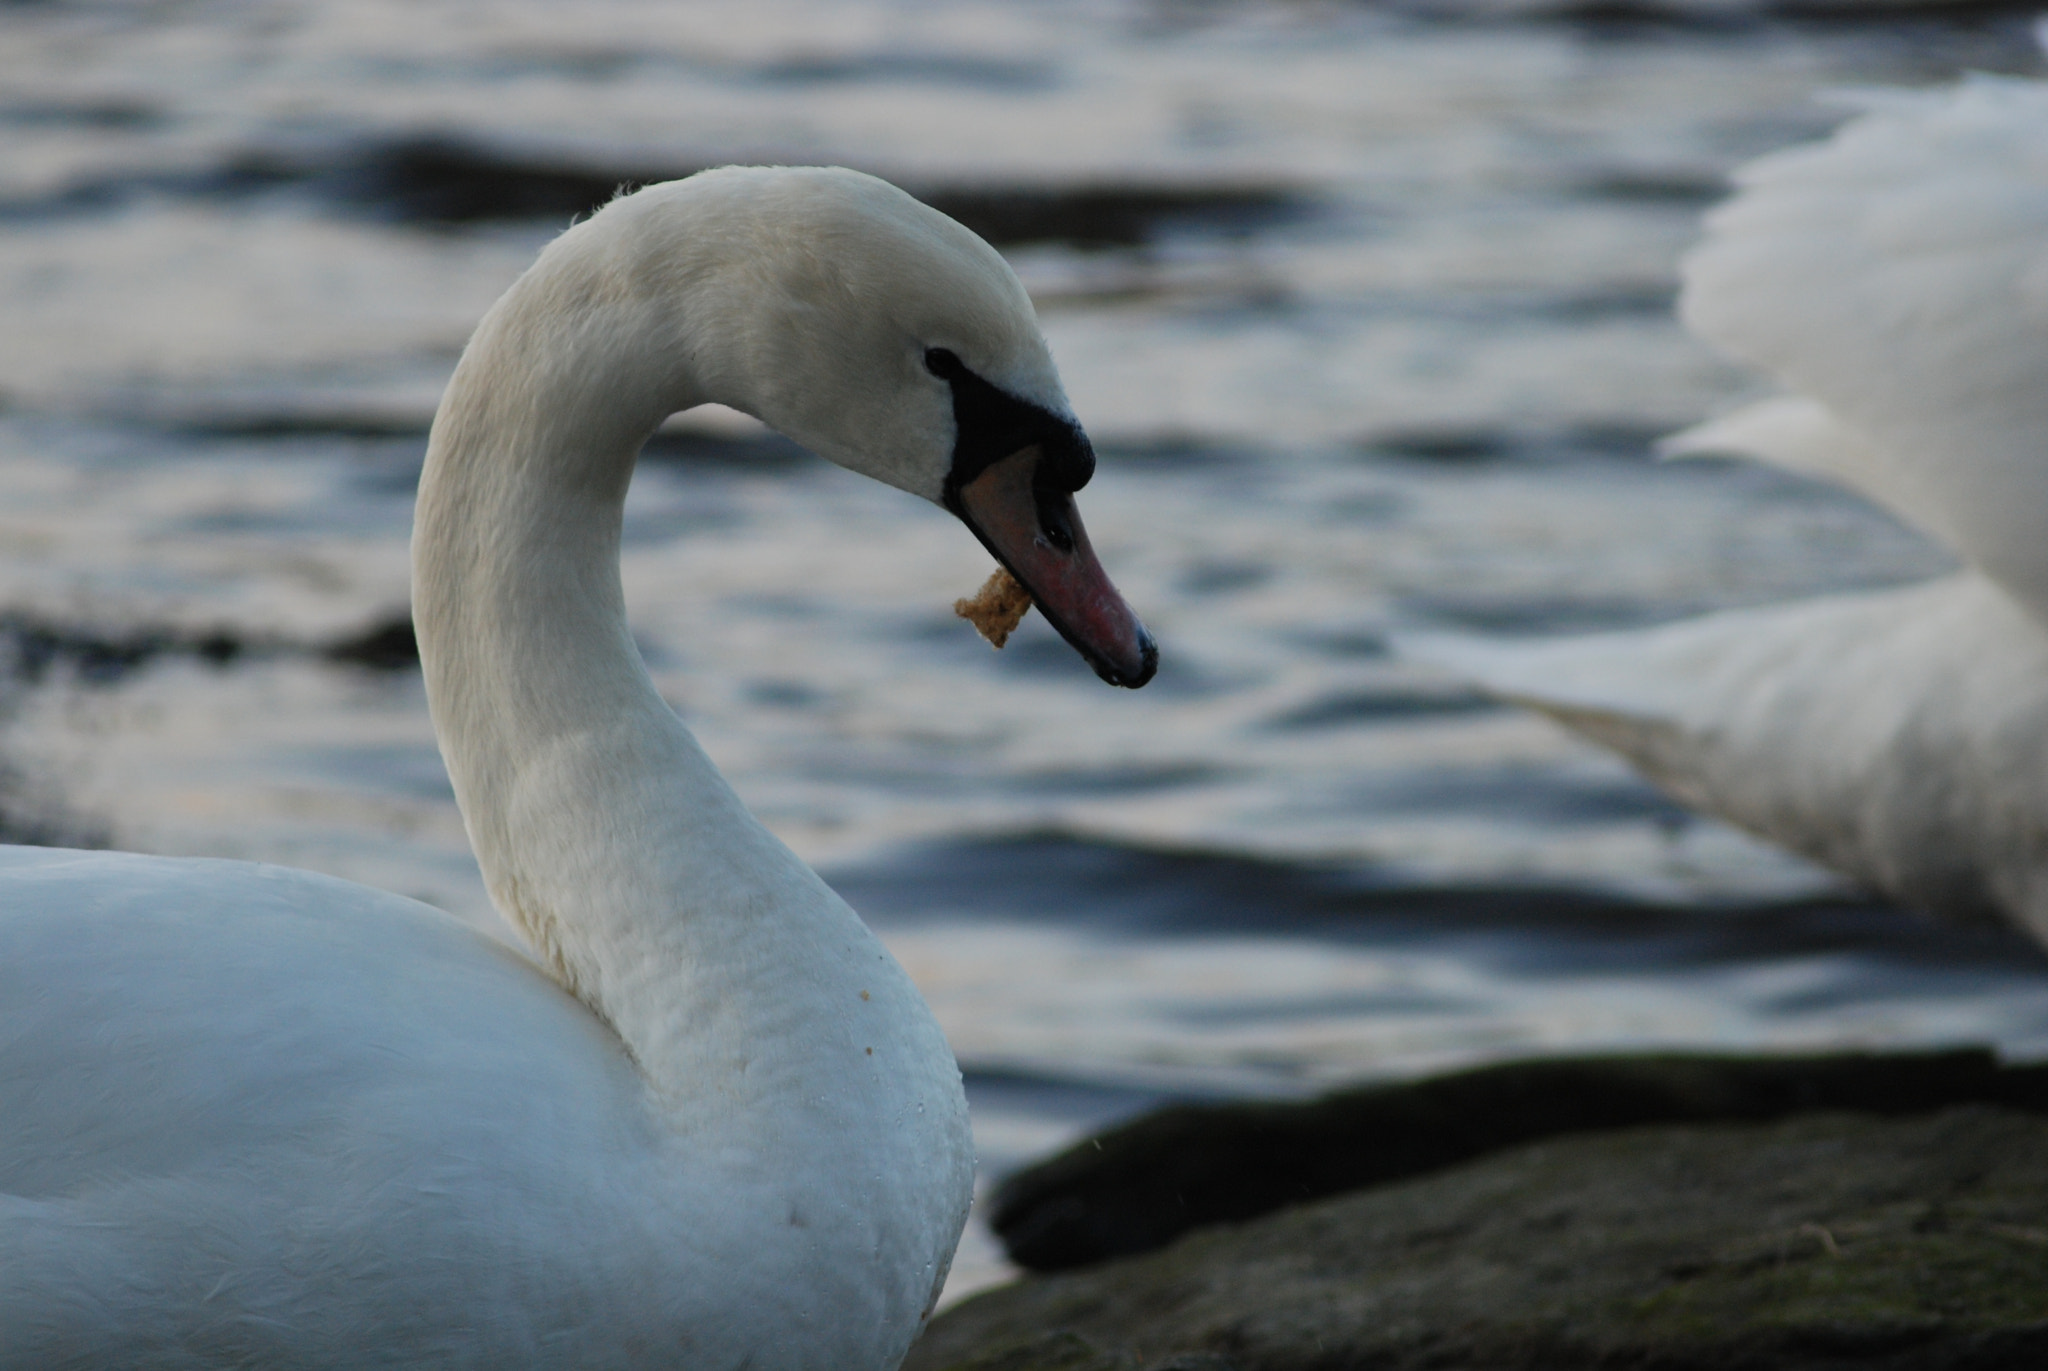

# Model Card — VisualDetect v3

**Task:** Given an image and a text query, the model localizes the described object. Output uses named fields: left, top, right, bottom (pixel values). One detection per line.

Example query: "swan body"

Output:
left=1422, top=76, right=2048, bottom=943
left=0, top=166, right=1155, bottom=1367
left=1427, top=574, right=2048, bottom=936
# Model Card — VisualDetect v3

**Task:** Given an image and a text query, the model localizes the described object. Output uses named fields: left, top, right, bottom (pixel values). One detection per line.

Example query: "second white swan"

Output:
left=1426, top=77, right=2048, bottom=947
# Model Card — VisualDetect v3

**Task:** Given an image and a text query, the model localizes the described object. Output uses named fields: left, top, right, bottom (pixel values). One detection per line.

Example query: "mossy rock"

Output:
left=914, top=1107, right=2048, bottom=1371
left=991, top=1048, right=2048, bottom=1271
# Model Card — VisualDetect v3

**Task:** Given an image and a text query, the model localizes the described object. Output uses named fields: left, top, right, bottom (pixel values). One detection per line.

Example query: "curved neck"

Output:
left=405, top=177, right=981, bottom=1361
left=412, top=255, right=838, bottom=1095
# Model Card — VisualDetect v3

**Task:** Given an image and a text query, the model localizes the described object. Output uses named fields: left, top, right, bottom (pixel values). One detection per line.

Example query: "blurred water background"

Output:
left=5, top=0, right=2048, bottom=1299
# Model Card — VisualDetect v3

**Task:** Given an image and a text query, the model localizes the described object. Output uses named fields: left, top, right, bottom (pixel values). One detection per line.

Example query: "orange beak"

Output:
left=950, top=444, right=1157, bottom=688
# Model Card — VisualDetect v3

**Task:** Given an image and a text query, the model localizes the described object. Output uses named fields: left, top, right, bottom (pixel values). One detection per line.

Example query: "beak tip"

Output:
left=1094, top=625, right=1158, bottom=690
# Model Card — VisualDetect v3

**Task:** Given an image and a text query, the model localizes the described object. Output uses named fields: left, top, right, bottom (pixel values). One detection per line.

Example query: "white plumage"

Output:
left=1424, top=76, right=2048, bottom=946
left=0, top=166, right=1151, bottom=1368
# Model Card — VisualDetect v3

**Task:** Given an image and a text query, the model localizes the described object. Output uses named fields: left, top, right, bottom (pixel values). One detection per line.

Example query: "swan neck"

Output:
left=412, top=264, right=803, bottom=1089
left=403, top=180, right=981, bottom=1359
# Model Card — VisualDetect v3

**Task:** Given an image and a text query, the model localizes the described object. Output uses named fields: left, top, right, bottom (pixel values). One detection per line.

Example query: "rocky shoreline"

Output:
left=914, top=1052, right=2048, bottom=1371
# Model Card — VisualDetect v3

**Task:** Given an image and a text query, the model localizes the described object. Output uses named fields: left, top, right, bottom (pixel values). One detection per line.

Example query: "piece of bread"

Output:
left=954, top=567, right=1032, bottom=648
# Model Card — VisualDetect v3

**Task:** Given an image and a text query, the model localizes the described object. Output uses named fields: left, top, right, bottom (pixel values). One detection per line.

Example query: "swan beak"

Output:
left=951, top=445, right=1158, bottom=688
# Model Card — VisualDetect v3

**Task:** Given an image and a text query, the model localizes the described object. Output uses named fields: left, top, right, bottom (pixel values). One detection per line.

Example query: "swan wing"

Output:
left=1678, top=76, right=2048, bottom=616
left=1412, top=575, right=2048, bottom=940
left=0, top=846, right=692, bottom=1363
left=1657, top=394, right=1923, bottom=524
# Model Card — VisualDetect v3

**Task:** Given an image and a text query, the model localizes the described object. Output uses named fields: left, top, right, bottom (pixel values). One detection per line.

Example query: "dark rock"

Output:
left=917, top=1106, right=2048, bottom=1371
left=926, top=1331, right=1242, bottom=1371
left=932, top=1331, right=1134, bottom=1371
left=991, top=1049, right=2048, bottom=1270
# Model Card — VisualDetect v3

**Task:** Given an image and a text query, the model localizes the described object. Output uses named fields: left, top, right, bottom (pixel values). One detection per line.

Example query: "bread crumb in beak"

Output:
left=954, top=567, right=1032, bottom=648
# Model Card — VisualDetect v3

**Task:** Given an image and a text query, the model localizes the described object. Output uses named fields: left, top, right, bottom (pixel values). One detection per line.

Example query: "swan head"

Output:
left=594, top=166, right=1157, bottom=688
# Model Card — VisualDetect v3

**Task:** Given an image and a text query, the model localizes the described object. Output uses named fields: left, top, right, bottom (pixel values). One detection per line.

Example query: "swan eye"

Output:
left=924, top=348, right=963, bottom=380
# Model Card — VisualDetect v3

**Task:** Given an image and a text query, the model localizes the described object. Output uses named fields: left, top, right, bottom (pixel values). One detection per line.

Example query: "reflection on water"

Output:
left=3, top=0, right=2046, bottom=1303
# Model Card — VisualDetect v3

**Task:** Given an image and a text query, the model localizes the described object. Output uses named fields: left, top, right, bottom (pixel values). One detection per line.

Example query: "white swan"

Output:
left=0, top=166, right=1156, bottom=1367
left=1421, top=76, right=2048, bottom=946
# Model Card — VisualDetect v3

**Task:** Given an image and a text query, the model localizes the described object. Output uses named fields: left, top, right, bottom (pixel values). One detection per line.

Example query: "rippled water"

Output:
left=5, top=0, right=2048, bottom=1299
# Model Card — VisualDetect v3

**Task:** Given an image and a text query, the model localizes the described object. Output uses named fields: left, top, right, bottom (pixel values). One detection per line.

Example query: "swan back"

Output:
left=0, top=848, right=684, bottom=1363
left=3, top=847, right=970, bottom=1366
